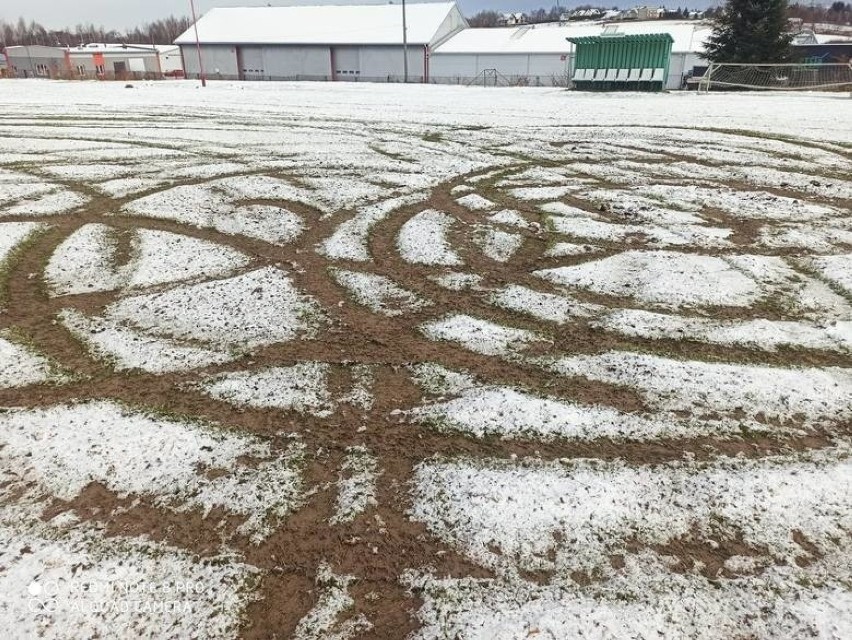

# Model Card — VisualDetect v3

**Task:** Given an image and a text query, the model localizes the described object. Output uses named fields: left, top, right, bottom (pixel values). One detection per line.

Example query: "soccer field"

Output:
left=0, top=79, right=850, bottom=639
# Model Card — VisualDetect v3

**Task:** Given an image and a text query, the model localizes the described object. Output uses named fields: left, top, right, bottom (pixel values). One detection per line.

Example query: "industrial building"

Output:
left=67, top=44, right=184, bottom=79
left=173, top=1, right=708, bottom=90
left=429, top=20, right=710, bottom=89
left=3, top=45, right=68, bottom=79
left=175, top=2, right=467, bottom=82
left=3, top=43, right=183, bottom=79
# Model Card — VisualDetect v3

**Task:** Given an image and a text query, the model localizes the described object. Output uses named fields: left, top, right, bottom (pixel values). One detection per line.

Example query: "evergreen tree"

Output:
left=705, top=0, right=793, bottom=63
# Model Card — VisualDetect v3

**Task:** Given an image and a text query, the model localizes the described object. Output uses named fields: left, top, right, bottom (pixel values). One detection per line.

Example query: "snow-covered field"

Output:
left=0, top=79, right=850, bottom=639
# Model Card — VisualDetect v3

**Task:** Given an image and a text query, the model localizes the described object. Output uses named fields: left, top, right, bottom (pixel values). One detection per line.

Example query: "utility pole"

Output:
left=189, top=0, right=206, bottom=86
left=402, top=0, right=409, bottom=83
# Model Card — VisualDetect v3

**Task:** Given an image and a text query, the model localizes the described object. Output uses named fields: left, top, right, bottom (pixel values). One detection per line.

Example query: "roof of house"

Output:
left=434, top=20, right=710, bottom=55
left=175, top=2, right=461, bottom=46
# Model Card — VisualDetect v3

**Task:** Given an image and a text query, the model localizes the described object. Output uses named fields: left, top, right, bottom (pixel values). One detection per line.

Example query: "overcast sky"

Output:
left=1, top=0, right=718, bottom=31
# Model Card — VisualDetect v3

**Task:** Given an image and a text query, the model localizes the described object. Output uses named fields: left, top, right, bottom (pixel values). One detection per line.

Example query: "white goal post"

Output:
left=699, top=62, right=852, bottom=92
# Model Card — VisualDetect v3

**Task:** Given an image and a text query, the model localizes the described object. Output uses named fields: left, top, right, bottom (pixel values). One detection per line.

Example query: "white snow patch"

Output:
left=411, top=448, right=852, bottom=577
left=123, top=182, right=306, bottom=245
left=397, top=209, right=462, bottom=266
left=331, top=447, right=379, bottom=525
left=330, top=268, right=429, bottom=317
left=293, top=562, right=372, bottom=640
left=106, top=267, right=323, bottom=351
left=127, top=229, right=250, bottom=289
left=59, top=309, right=232, bottom=373
left=809, top=254, right=852, bottom=297
left=408, top=362, right=479, bottom=396
left=0, top=401, right=305, bottom=540
left=536, top=250, right=761, bottom=309
left=0, top=515, right=256, bottom=639
left=407, top=386, right=720, bottom=441
left=320, top=192, right=427, bottom=262
left=549, top=350, right=852, bottom=426
left=456, top=193, right=495, bottom=211
left=544, top=242, right=601, bottom=258
left=202, top=362, right=334, bottom=417
left=405, top=553, right=852, bottom=640
left=339, top=364, right=375, bottom=411
left=0, top=222, right=45, bottom=292
left=475, top=227, right=523, bottom=262
left=488, top=209, right=530, bottom=228
left=421, top=314, right=545, bottom=357
left=598, top=308, right=852, bottom=353
left=490, top=285, right=601, bottom=323
left=3, top=189, right=88, bottom=217
left=46, top=224, right=250, bottom=295
left=429, top=271, right=484, bottom=291
left=45, top=223, right=124, bottom=295
left=509, top=186, right=577, bottom=200
left=0, top=333, right=61, bottom=388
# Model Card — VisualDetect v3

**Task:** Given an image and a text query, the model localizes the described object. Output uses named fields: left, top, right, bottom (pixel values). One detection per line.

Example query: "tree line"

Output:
left=0, top=15, right=192, bottom=47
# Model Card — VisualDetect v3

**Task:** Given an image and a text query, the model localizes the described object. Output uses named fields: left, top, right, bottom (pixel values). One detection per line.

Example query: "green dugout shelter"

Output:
left=567, top=33, right=674, bottom=91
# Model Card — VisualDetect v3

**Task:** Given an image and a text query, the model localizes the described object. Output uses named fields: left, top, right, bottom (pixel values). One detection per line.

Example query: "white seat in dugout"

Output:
left=573, top=68, right=585, bottom=80
left=639, top=68, right=653, bottom=81
left=594, top=69, right=607, bottom=81
left=605, top=68, right=617, bottom=81
left=628, top=68, right=641, bottom=81
left=616, top=69, right=629, bottom=81
left=651, top=68, right=664, bottom=82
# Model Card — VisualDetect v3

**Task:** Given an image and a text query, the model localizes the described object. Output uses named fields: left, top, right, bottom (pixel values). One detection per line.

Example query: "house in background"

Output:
left=500, top=13, right=528, bottom=26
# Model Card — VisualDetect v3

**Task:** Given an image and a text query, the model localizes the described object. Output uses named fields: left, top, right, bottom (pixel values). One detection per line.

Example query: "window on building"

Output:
left=76, top=65, right=85, bottom=76
left=95, top=64, right=105, bottom=75
left=35, top=64, right=49, bottom=77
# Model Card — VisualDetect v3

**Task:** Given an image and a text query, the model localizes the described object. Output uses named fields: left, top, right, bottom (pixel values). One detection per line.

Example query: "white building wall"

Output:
left=183, top=44, right=239, bottom=79
left=261, top=45, right=330, bottom=79
left=431, top=51, right=700, bottom=88
left=159, top=49, right=184, bottom=74
left=431, top=52, right=570, bottom=86
left=359, top=46, right=426, bottom=82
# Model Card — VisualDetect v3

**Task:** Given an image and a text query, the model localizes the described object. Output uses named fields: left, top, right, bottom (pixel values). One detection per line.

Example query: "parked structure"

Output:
left=569, top=33, right=673, bottom=90
left=430, top=21, right=708, bottom=89
left=174, top=2, right=467, bottom=82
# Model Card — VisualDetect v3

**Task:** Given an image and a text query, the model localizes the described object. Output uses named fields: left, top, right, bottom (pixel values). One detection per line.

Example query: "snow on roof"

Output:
left=175, top=2, right=459, bottom=46
left=814, top=33, right=852, bottom=44
left=67, top=43, right=172, bottom=55
left=435, top=20, right=711, bottom=55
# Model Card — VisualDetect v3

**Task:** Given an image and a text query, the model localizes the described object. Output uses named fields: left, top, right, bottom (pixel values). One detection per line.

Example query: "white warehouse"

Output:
left=430, top=20, right=711, bottom=89
left=175, top=2, right=467, bottom=82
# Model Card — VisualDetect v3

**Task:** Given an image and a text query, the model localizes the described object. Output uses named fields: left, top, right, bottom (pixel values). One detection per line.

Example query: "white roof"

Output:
left=175, top=2, right=459, bottom=46
left=68, top=43, right=168, bottom=55
left=435, top=20, right=711, bottom=55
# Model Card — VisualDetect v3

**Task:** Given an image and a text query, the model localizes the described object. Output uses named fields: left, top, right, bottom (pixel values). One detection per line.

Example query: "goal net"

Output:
left=699, top=62, right=852, bottom=92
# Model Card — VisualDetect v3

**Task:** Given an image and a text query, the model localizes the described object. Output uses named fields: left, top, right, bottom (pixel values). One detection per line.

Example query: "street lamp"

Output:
left=189, top=0, right=206, bottom=86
